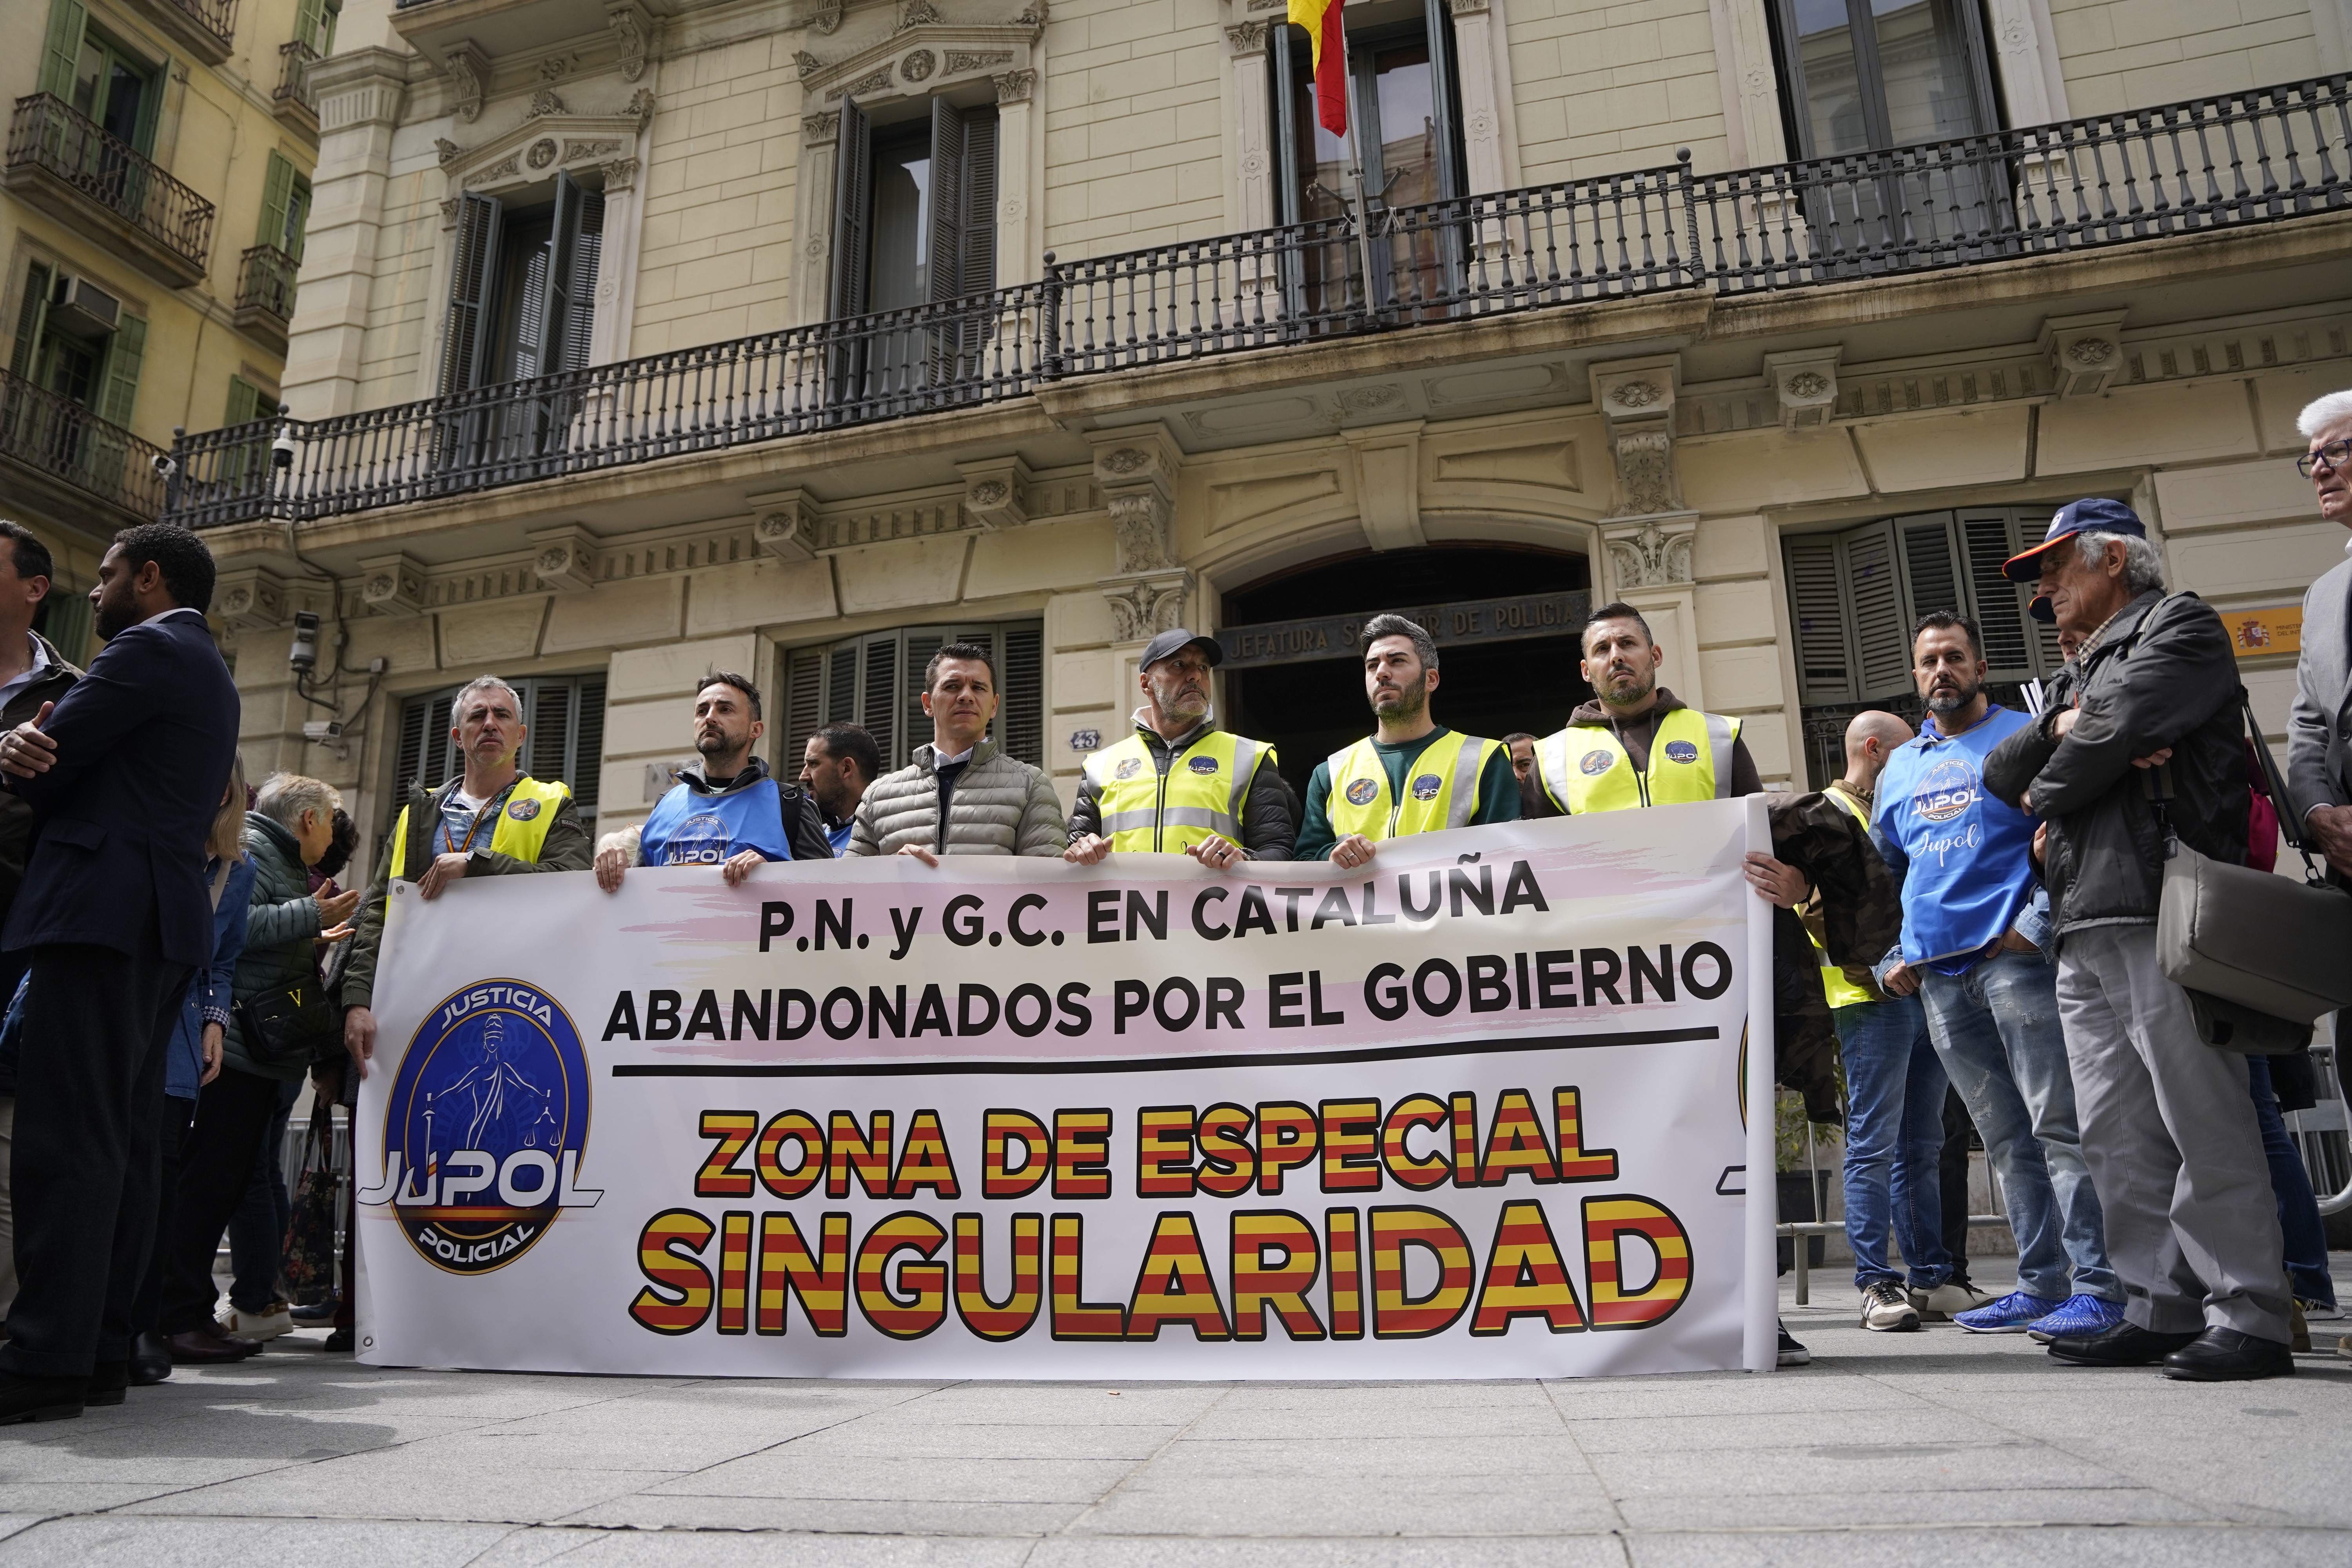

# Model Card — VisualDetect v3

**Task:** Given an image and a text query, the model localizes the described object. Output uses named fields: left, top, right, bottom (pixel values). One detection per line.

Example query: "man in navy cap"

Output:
left=1065, top=629, right=1294, bottom=867
left=1984, top=498, right=2292, bottom=1381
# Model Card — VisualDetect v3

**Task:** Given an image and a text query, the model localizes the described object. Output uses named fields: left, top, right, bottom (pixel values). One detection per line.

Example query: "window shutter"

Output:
left=1000, top=622, right=1043, bottom=766
left=285, top=177, right=312, bottom=263
left=784, top=647, right=826, bottom=773
left=1958, top=508, right=2037, bottom=680
left=927, top=98, right=965, bottom=307
left=536, top=172, right=595, bottom=377
left=1270, top=24, right=1301, bottom=226
left=38, top=0, right=84, bottom=103
left=529, top=679, right=573, bottom=786
left=225, top=374, right=263, bottom=426
left=440, top=192, right=503, bottom=394
left=559, top=183, right=604, bottom=372
left=1418, top=0, right=1465, bottom=200
left=257, top=152, right=296, bottom=252
left=902, top=629, right=946, bottom=757
left=97, top=313, right=144, bottom=428
left=860, top=631, right=897, bottom=766
left=1842, top=519, right=1910, bottom=699
left=829, top=98, right=872, bottom=319
left=826, top=643, right=855, bottom=729
left=11, top=264, right=51, bottom=379
left=294, top=0, right=329, bottom=51
left=1894, top=512, right=1964, bottom=624
left=571, top=675, right=606, bottom=829
left=959, top=110, right=999, bottom=299
left=39, top=592, right=91, bottom=666
left=1784, top=535, right=1855, bottom=704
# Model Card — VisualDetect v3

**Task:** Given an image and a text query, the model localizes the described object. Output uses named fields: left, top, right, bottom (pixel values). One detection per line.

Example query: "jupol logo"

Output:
left=1345, top=777, right=1381, bottom=806
left=1114, top=757, right=1143, bottom=780
left=507, top=797, right=541, bottom=821
left=1662, top=739, right=1699, bottom=764
left=1579, top=749, right=1616, bottom=776
left=1188, top=755, right=1220, bottom=774
left=1409, top=772, right=1443, bottom=801
left=658, top=811, right=734, bottom=865
left=360, top=980, right=599, bottom=1276
left=1914, top=757, right=1978, bottom=825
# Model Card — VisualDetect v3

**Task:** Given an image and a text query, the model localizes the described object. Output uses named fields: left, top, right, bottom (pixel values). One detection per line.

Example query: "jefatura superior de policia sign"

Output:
left=355, top=801, right=1781, bottom=1379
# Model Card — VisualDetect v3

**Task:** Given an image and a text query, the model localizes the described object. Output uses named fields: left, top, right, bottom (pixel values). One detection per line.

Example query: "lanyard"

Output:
left=437, top=787, right=506, bottom=857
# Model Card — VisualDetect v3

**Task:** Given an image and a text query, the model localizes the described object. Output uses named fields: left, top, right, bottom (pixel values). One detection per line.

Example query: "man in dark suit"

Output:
left=0, top=525, right=238, bottom=1423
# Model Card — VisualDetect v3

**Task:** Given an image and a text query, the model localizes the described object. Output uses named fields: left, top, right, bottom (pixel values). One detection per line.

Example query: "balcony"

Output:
left=130, top=0, right=239, bottom=65
left=3, top=96, right=214, bottom=289
left=234, top=245, right=299, bottom=353
left=0, top=367, right=167, bottom=527
left=392, top=0, right=621, bottom=69
left=273, top=41, right=321, bottom=138
left=162, top=73, right=2352, bottom=531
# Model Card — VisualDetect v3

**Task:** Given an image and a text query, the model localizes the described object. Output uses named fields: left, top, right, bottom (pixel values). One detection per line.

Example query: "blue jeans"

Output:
left=1918, top=948, right=2118, bottom=1303
left=227, top=1076, right=301, bottom=1313
left=1834, top=995, right=1952, bottom=1291
left=2248, top=1056, right=2337, bottom=1309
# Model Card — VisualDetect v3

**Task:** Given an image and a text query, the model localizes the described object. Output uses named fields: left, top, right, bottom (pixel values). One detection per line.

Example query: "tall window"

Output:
left=392, top=674, right=608, bottom=831
left=1782, top=507, right=2067, bottom=786
left=39, top=3, right=162, bottom=155
left=1771, top=0, right=1998, bottom=157
left=257, top=151, right=312, bottom=265
left=1269, top=0, right=1464, bottom=310
left=293, top=0, right=339, bottom=55
left=9, top=261, right=146, bottom=426
left=441, top=172, right=605, bottom=395
left=781, top=621, right=1043, bottom=777
left=830, top=98, right=998, bottom=321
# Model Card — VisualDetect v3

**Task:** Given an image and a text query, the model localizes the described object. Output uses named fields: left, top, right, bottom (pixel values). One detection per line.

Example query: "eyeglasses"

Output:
left=2297, top=438, right=2351, bottom=477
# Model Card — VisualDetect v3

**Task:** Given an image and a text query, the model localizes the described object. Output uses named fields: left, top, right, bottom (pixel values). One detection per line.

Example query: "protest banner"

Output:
left=355, top=798, right=1777, bottom=1379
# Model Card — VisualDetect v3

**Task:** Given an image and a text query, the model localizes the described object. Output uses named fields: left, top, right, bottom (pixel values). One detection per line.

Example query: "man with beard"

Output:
left=1525, top=602, right=1761, bottom=815
left=800, top=724, right=882, bottom=857
left=1295, top=615, right=1517, bottom=866
left=596, top=672, right=832, bottom=890
left=1065, top=629, right=1292, bottom=866
left=1874, top=611, right=2122, bottom=1344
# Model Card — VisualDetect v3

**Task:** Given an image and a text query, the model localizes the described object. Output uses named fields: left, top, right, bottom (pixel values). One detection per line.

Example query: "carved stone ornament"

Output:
left=993, top=68, right=1035, bottom=102
left=754, top=503, right=817, bottom=561
left=435, top=136, right=465, bottom=168
left=970, top=481, right=1009, bottom=506
left=944, top=49, right=1014, bottom=73
left=812, top=0, right=843, bottom=33
left=445, top=44, right=488, bottom=124
left=1224, top=19, right=1269, bottom=53
left=1246, top=0, right=1285, bottom=11
left=959, top=460, right=1031, bottom=528
left=538, top=54, right=573, bottom=81
left=1447, top=0, right=1489, bottom=13
left=528, top=87, right=568, bottom=118
left=527, top=137, right=559, bottom=168
left=1762, top=347, right=1841, bottom=430
left=464, top=155, right=521, bottom=187
left=1337, top=384, right=1401, bottom=413
left=2066, top=337, right=2116, bottom=366
left=439, top=197, right=460, bottom=228
left=1611, top=379, right=1664, bottom=410
left=795, top=49, right=824, bottom=82
left=1103, top=575, right=1190, bottom=643
left=802, top=110, right=841, bottom=140
left=1014, top=0, right=1048, bottom=29
left=600, top=157, right=639, bottom=193
left=1605, top=518, right=1695, bottom=589
left=628, top=87, right=657, bottom=130
left=2040, top=312, right=2127, bottom=399
left=1609, top=428, right=1679, bottom=518
left=1109, top=492, right=1174, bottom=574
left=831, top=66, right=894, bottom=100
left=901, top=0, right=942, bottom=27
left=214, top=570, right=286, bottom=632
left=1786, top=370, right=1830, bottom=398
left=563, top=137, right=623, bottom=160
left=607, top=3, right=652, bottom=83
left=901, top=49, right=936, bottom=81
left=532, top=533, right=599, bottom=593
left=358, top=555, right=428, bottom=617
left=1101, top=447, right=1151, bottom=476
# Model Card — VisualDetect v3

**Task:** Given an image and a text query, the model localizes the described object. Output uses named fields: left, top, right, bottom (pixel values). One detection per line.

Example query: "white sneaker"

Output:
left=220, top=1302, right=293, bottom=1341
left=2299, top=1298, right=2345, bottom=1322
left=1859, top=1280, right=1922, bottom=1332
left=1908, top=1280, right=1994, bottom=1321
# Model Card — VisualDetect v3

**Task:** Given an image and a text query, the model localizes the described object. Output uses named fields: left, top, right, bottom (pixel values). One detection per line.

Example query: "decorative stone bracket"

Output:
left=530, top=525, right=600, bottom=592
left=359, top=553, right=429, bottom=617
left=214, top=568, right=288, bottom=632
left=1602, top=515, right=1697, bottom=591
left=1590, top=356, right=1685, bottom=522
left=1091, top=428, right=1187, bottom=641
left=1762, top=346, right=1841, bottom=431
left=2040, top=310, right=2127, bottom=399
left=1102, top=572, right=1193, bottom=644
left=956, top=455, right=1034, bottom=529
left=606, top=1, right=655, bottom=83
left=750, top=488, right=818, bottom=560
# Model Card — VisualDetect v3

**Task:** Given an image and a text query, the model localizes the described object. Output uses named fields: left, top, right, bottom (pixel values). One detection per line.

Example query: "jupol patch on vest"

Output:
left=1410, top=772, right=1443, bottom=800
left=1114, top=757, right=1143, bottom=780
left=1580, top=749, right=1616, bottom=775
left=1662, top=740, right=1700, bottom=764
left=507, top=798, right=542, bottom=820
left=1345, top=777, right=1380, bottom=807
left=1188, top=755, right=1219, bottom=773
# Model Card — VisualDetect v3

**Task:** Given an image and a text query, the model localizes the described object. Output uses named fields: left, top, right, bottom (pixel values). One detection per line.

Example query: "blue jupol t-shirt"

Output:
left=641, top=777, right=794, bottom=866
left=1870, top=705, right=2041, bottom=976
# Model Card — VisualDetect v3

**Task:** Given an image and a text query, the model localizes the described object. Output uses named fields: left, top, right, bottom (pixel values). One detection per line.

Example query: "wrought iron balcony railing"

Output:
left=158, top=0, right=239, bottom=49
left=237, top=244, right=299, bottom=323
left=3, top=95, right=215, bottom=283
left=0, top=366, right=169, bottom=521
left=275, top=40, right=322, bottom=118
left=163, top=73, right=2352, bottom=531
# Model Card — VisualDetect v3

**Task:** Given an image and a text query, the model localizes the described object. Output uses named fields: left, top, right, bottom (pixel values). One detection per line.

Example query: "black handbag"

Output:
left=236, top=976, right=338, bottom=1070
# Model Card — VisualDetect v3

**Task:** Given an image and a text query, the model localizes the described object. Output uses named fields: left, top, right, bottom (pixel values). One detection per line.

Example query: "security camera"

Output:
left=301, top=719, right=345, bottom=744
left=150, top=452, right=177, bottom=481
left=271, top=427, right=296, bottom=470
left=289, top=610, right=319, bottom=675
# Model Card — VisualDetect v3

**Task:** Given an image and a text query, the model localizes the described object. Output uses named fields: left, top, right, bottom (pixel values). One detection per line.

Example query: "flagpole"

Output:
left=1340, top=33, right=1384, bottom=311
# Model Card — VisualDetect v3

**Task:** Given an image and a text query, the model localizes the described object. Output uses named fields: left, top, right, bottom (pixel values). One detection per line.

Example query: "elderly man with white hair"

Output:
left=2289, top=388, right=2352, bottom=886
left=1984, top=499, right=2292, bottom=1381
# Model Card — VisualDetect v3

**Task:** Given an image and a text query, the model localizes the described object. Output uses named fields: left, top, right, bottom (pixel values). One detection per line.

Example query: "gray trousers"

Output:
left=2054, top=925, right=2290, bottom=1341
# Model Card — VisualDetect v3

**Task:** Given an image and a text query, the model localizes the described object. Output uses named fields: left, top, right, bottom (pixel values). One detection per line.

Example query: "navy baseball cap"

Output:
left=2003, top=497, right=2146, bottom=583
left=1140, top=628, right=1221, bottom=671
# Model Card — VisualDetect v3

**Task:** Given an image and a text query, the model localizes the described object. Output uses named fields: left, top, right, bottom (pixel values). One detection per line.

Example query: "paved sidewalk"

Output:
left=0, top=1263, right=2345, bottom=1566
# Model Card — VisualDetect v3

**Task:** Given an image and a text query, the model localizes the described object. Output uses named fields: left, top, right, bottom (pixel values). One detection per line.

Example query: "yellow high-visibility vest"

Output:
left=1816, top=783, right=1877, bottom=1011
left=1534, top=706, right=1739, bottom=814
left=1080, top=728, right=1276, bottom=854
left=1322, top=730, right=1501, bottom=841
left=388, top=777, right=570, bottom=879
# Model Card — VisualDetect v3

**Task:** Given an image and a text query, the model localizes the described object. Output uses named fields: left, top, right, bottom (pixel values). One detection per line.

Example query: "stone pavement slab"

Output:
left=0, top=1260, right=2343, bottom=1565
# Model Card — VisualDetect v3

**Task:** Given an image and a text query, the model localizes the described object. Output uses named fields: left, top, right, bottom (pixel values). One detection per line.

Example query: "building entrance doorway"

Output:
left=1220, top=544, right=1593, bottom=799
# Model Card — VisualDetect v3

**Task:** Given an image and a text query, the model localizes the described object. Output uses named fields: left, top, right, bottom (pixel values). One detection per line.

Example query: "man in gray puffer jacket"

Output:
left=848, top=642, right=1066, bottom=860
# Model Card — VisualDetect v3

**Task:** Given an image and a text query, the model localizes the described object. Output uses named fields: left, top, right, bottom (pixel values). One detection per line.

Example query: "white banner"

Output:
left=356, top=799, right=1777, bottom=1379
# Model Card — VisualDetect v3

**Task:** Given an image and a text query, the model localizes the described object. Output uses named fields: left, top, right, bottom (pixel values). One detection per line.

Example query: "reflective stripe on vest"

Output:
left=1535, top=708, right=1739, bottom=813
left=1322, top=730, right=1499, bottom=841
left=1816, top=784, right=1877, bottom=1010
left=1080, top=729, right=1275, bottom=854
left=388, top=777, right=570, bottom=880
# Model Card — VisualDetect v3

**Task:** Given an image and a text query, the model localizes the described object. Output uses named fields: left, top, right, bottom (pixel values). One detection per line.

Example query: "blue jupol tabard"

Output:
left=640, top=777, right=794, bottom=866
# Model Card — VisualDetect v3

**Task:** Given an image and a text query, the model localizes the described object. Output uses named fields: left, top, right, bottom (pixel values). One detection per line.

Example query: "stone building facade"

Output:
left=172, top=0, right=2352, bottom=863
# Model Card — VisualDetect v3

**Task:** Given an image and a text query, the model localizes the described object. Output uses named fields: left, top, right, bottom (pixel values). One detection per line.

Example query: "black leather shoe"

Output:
left=167, top=1325, right=258, bottom=1365
left=0, top=1372, right=85, bottom=1425
left=323, top=1327, right=354, bottom=1353
left=2162, top=1327, right=2296, bottom=1381
left=129, top=1333, right=172, bottom=1386
left=84, top=1361, right=129, bottom=1407
left=2046, top=1321, right=2200, bottom=1367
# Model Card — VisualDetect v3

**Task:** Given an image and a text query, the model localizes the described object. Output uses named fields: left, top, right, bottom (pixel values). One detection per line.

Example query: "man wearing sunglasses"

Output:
left=2289, top=393, right=2352, bottom=889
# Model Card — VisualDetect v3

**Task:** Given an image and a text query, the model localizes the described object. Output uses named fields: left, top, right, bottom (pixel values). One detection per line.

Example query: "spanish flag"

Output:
left=1289, top=0, right=1347, bottom=136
